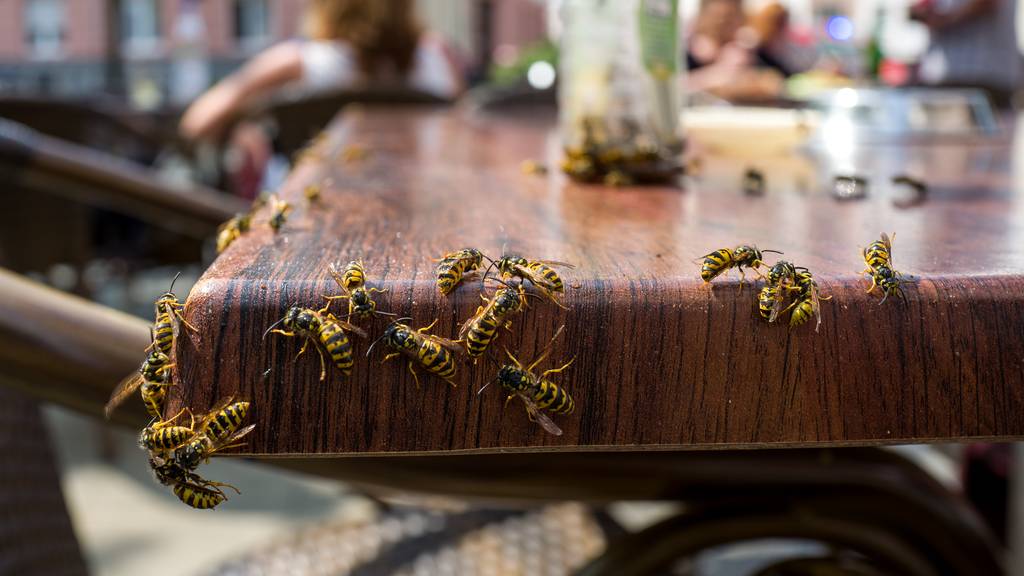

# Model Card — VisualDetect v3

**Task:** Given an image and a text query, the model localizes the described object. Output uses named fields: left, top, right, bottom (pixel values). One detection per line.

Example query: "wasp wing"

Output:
left=532, top=260, right=576, bottom=269
left=766, top=288, right=788, bottom=324
left=105, top=371, right=145, bottom=419
left=425, top=334, right=466, bottom=356
left=332, top=317, right=369, bottom=339
left=206, top=424, right=257, bottom=455
left=516, top=391, right=563, bottom=436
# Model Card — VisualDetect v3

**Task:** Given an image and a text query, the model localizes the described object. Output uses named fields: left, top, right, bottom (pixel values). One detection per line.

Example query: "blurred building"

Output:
left=0, top=0, right=548, bottom=107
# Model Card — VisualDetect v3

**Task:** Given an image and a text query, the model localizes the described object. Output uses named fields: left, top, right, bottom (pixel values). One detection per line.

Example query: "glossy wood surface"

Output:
left=172, top=105, right=1024, bottom=455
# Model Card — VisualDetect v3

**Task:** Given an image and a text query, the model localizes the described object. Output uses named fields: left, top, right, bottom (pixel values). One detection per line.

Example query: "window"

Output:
left=25, top=0, right=66, bottom=59
left=122, top=0, right=161, bottom=57
left=235, top=0, right=271, bottom=52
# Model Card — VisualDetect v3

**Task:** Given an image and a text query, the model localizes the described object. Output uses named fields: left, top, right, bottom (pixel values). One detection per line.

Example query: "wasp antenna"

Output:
left=365, top=335, right=386, bottom=358
left=762, top=249, right=785, bottom=255
left=262, top=317, right=286, bottom=340
left=477, top=378, right=498, bottom=395
left=374, top=310, right=398, bottom=317
left=168, top=271, right=183, bottom=293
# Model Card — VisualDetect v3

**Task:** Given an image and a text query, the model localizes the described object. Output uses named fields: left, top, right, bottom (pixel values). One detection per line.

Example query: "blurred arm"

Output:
left=179, top=42, right=305, bottom=142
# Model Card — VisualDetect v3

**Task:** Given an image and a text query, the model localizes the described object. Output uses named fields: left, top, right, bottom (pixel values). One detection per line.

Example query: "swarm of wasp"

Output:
left=479, top=325, right=575, bottom=437
left=435, top=248, right=485, bottom=295
left=861, top=232, right=906, bottom=304
left=458, top=283, right=528, bottom=360
left=756, top=261, right=831, bottom=331
left=698, top=245, right=781, bottom=285
left=143, top=398, right=254, bottom=510
left=323, top=261, right=392, bottom=320
left=265, top=305, right=367, bottom=380
left=369, top=319, right=463, bottom=388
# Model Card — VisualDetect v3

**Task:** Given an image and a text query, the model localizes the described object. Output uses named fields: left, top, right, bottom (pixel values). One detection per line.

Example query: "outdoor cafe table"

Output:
left=170, top=105, right=1024, bottom=458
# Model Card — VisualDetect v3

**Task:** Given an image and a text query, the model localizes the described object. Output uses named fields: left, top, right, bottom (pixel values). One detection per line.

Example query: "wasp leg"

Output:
left=271, top=329, right=296, bottom=338
left=505, top=394, right=515, bottom=407
left=865, top=275, right=878, bottom=294
left=418, top=319, right=438, bottom=334
left=382, top=352, right=400, bottom=364
left=542, top=357, right=576, bottom=378
left=174, top=310, right=199, bottom=332
left=407, top=361, right=422, bottom=389
left=203, top=479, right=241, bottom=495
left=365, top=287, right=387, bottom=295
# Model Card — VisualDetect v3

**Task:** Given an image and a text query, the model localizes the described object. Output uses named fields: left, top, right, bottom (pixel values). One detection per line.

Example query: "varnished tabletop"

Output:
left=172, top=105, right=1024, bottom=456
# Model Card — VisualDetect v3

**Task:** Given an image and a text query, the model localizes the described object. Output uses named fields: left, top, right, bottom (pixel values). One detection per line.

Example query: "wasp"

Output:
left=697, top=245, right=780, bottom=285
left=757, top=283, right=787, bottom=322
left=105, top=344, right=174, bottom=419
left=458, top=284, right=527, bottom=359
left=861, top=233, right=905, bottom=304
left=862, top=232, right=894, bottom=271
left=488, top=253, right=575, bottom=305
left=269, top=194, right=291, bottom=232
left=435, top=248, right=484, bottom=295
left=139, top=408, right=195, bottom=453
left=174, top=481, right=227, bottom=509
left=265, top=306, right=367, bottom=380
left=786, top=268, right=832, bottom=331
left=370, top=319, right=463, bottom=388
left=323, top=261, right=390, bottom=320
left=216, top=212, right=252, bottom=253
left=150, top=272, right=197, bottom=355
left=867, top=264, right=905, bottom=304
left=481, top=325, right=574, bottom=436
left=150, top=456, right=237, bottom=510
left=304, top=183, right=321, bottom=202
left=174, top=398, right=254, bottom=471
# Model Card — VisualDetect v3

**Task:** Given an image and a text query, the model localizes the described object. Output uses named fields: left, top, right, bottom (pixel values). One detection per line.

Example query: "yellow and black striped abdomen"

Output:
left=436, top=259, right=467, bottom=294
left=534, top=380, right=574, bottom=414
left=418, top=341, right=457, bottom=380
left=142, top=425, right=194, bottom=451
left=318, top=322, right=354, bottom=374
left=758, top=286, right=779, bottom=320
left=342, top=262, right=365, bottom=291
left=465, top=314, right=499, bottom=357
left=205, top=402, right=250, bottom=441
left=789, top=298, right=815, bottom=328
left=173, top=482, right=224, bottom=510
left=700, top=249, right=734, bottom=282
left=864, top=241, right=890, bottom=270
left=153, top=311, right=174, bottom=354
left=140, top=381, right=167, bottom=419
left=528, top=262, right=564, bottom=292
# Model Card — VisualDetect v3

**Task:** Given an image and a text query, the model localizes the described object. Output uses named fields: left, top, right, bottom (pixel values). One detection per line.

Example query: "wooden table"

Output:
left=172, top=105, right=1024, bottom=457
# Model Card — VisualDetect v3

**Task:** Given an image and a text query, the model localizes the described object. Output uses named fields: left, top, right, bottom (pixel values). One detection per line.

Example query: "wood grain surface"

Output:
left=171, top=105, right=1024, bottom=455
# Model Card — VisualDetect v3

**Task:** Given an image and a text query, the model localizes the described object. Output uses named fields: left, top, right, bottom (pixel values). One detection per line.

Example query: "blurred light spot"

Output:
left=48, top=263, right=77, bottom=291
left=527, top=61, right=556, bottom=90
left=827, top=15, right=853, bottom=41
left=835, top=87, right=859, bottom=108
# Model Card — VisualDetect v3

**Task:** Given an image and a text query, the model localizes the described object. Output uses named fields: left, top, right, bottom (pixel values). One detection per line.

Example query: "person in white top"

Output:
left=180, top=0, right=464, bottom=142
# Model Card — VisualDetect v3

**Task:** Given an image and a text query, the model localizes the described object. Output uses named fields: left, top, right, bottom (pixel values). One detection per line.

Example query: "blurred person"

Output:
left=913, top=0, right=1023, bottom=106
left=179, top=0, right=464, bottom=143
left=686, top=0, right=791, bottom=103
left=749, top=2, right=815, bottom=76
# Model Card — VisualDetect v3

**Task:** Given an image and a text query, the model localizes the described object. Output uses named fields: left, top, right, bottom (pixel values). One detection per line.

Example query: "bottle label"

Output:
left=638, top=0, right=679, bottom=81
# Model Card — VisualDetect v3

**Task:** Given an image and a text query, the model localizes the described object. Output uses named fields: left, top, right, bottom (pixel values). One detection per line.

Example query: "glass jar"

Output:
left=558, top=0, right=683, bottom=185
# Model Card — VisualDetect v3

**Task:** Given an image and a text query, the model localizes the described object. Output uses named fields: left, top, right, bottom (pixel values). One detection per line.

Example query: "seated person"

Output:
left=685, top=0, right=789, bottom=103
left=180, top=0, right=464, bottom=143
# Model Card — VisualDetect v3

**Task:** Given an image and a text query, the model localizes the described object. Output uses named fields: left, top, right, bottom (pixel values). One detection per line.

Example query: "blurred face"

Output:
left=697, top=0, right=744, bottom=44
